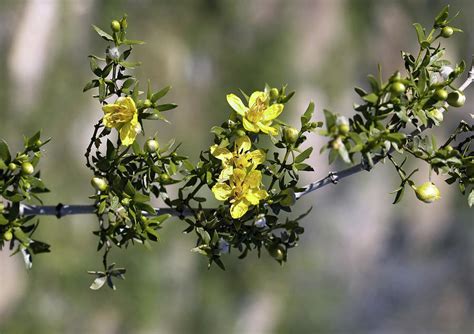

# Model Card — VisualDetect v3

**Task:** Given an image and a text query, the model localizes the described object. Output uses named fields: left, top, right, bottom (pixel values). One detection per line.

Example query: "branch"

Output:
left=15, top=58, right=474, bottom=217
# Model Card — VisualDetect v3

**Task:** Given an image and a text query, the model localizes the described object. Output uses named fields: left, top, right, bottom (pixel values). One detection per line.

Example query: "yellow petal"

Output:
left=230, top=199, right=249, bottom=219
left=102, top=113, right=117, bottom=128
left=235, top=135, right=251, bottom=153
left=245, top=170, right=262, bottom=188
left=243, top=117, right=260, bottom=133
left=226, top=94, right=247, bottom=116
left=121, top=96, right=137, bottom=111
left=102, top=104, right=119, bottom=114
left=249, top=91, right=267, bottom=108
left=231, top=168, right=246, bottom=186
left=245, top=189, right=268, bottom=205
left=248, top=149, right=266, bottom=166
left=257, top=121, right=278, bottom=136
left=212, top=147, right=232, bottom=161
left=262, top=104, right=284, bottom=121
left=212, top=183, right=232, bottom=201
left=119, top=121, right=141, bottom=146
left=219, top=166, right=233, bottom=181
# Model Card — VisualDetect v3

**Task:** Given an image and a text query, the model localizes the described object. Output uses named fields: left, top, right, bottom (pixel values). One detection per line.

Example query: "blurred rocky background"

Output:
left=0, top=0, right=473, bottom=333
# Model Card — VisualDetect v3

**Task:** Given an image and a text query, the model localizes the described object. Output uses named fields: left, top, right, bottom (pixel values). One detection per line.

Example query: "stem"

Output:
left=85, top=120, right=103, bottom=174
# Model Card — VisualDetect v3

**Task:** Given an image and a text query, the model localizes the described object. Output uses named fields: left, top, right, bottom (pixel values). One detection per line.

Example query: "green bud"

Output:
left=269, top=88, right=279, bottom=99
left=336, top=116, right=350, bottom=134
left=121, top=198, right=131, bottom=206
left=414, top=182, right=441, bottom=203
left=269, top=244, right=286, bottom=261
left=91, top=176, right=108, bottom=192
left=236, top=129, right=246, bottom=137
left=8, top=163, right=17, bottom=171
left=3, top=230, right=13, bottom=241
left=441, top=26, right=454, bottom=38
left=331, top=137, right=343, bottom=151
left=143, top=99, right=152, bottom=108
left=434, top=88, right=448, bottom=101
left=111, top=20, right=121, bottom=32
left=21, top=162, right=34, bottom=175
left=283, top=127, right=299, bottom=144
left=447, top=91, right=466, bottom=107
left=144, top=139, right=159, bottom=153
left=391, top=82, right=406, bottom=95
left=160, top=173, right=170, bottom=182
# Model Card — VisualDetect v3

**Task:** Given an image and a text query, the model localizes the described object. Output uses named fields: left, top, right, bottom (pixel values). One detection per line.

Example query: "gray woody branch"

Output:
left=19, top=58, right=474, bottom=218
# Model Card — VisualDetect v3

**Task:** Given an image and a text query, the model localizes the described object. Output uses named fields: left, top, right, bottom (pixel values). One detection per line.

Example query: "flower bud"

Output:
left=143, top=99, right=152, bottom=108
left=391, top=82, right=406, bottom=96
left=331, top=137, right=343, bottom=151
left=434, top=88, right=448, bottom=101
left=144, top=139, right=159, bottom=153
left=336, top=116, right=350, bottom=134
left=160, top=173, right=170, bottom=182
left=441, top=26, right=454, bottom=38
left=111, top=20, right=121, bottom=32
left=91, top=176, right=108, bottom=192
left=3, top=230, right=13, bottom=241
left=414, top=182, right=441, bottom=203
left=283, top=127, right=299, bottom=144
left=8, top=163, right=17, bottom=171
left=121, top=198, right=131, bottom=206
left=447, top=91, right=466, bottom=107
left=269, top=88, right=279, bottom=99
left=21, top=162, right=34, bottom=175
left=269, top=244, right=286, bottom=261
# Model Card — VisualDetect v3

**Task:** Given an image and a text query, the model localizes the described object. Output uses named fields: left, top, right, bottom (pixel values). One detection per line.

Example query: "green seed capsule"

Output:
left=111, top=20, right=121, bottom=32
left=414, top=182, right=441, bottom=203
left=447, top=91, right=466, bottom=107
left=441, top=26, right=454, bottom=38
left=283, top=127, right=299, bottom=144
left=391, top=82, right=406, bottom=95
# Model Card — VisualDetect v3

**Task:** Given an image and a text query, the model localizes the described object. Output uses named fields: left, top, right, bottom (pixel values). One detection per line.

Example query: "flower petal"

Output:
left=249, top=91, right=267, bottom=108
left=230, top=199, right=249, bottom=219
left=235, top=135, right=251, bottom=153
left=212, top=183, right=232, bottom=201
left=248, top=149, right=266, bottom=167
left=231, top=168, right=246, bottom=186
left=102, top=104, right=119, bottom=114
left=245, top=170, right=262, bottom=188
left=212, top=147, right=232, bottom=161
left=118, top=96, right=137, bottom=112
left=226, top=94, right=247, bottom=116
left=262, top=104, right=284, bottom=121
left=257, top=121, right=278, bottom=135
left=245, top=189, right=268, bottom=205
left=119, top=121, right=140, bottom=146
left=243, top=117, right=260, bottom=133
left=219, top=166, right=233, bottom=181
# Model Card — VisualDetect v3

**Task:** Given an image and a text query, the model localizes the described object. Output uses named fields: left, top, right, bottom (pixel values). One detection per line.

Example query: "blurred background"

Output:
left=0, top=0, right=473, bottom=333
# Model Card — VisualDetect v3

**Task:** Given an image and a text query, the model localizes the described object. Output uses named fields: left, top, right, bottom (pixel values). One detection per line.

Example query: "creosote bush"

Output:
left=0, top=6, right=472, bottom=290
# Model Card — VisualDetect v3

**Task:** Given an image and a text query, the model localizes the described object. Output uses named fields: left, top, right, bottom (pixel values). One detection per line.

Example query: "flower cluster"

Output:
left=211, top=135, right=268, bottom=218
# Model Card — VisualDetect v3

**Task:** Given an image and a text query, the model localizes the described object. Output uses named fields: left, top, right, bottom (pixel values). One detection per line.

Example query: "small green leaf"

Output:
left=0, top=140, right=11, bottom=162
left=151, top=86, right=171, bottom=103
left=92, top=25, right=113, bottom=41
left=295, top=147, right=313, bottom=163
left=83, top=80, right=99, bottom=92
left=156, top=103, right=178, bottom=112
left=300, top=101, right=314, bottom=127
left=413, top=23, right=426, bottom=45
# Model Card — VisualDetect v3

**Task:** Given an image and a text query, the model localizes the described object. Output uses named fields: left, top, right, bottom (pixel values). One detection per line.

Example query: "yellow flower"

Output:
left=226, top=91, right=284, bottom=135
left=211, top=135, right=265, bottom=181
left=212, top=168, right=268, bottom=219
left=102, top=96, right=142, bottom=146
